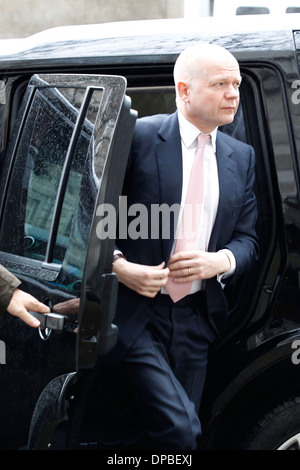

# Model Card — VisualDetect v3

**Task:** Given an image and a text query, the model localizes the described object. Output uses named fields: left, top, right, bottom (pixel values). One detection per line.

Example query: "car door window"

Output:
left=0, top=74, right=134, bottom=295
left=21, top=86, right=88, bottom=263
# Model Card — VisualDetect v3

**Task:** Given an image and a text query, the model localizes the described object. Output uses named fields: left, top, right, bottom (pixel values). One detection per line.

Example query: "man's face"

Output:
left=185, top=57, right=241, bottom=133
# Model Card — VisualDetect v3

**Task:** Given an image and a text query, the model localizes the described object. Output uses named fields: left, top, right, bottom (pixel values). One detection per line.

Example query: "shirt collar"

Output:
left=178, top=111, right=217, bottom=153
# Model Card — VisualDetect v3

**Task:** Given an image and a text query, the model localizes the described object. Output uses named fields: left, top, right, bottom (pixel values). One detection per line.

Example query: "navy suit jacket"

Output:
left=110, top=111, right=259, bottom=362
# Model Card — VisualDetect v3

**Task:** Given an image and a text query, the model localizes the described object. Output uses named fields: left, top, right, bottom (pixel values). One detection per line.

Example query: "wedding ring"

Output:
left=188, top=267, right=191, bottom=276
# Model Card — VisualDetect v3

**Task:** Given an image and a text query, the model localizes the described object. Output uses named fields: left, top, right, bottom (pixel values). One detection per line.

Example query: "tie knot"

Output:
left=197, top=133, right=210, bottom=148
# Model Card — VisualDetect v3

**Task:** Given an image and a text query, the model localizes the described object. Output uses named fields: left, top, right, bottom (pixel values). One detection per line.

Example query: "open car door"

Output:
left=0, top=74, right=136, bottom=449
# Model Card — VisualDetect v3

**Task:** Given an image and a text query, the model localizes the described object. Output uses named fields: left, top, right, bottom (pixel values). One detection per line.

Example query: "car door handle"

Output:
left=29, top=311, right=68, bottom=331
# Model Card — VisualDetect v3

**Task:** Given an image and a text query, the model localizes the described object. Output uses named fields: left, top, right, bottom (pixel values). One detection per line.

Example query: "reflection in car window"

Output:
left=56, top=90, right=103, bottom=286
left=24, top=87, right=84, bottom=261
left=0, top=84, right=102, bottom=290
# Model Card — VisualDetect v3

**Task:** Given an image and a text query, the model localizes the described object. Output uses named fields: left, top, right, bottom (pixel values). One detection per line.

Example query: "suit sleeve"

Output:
left=0, top=265, right=21, bottom=317
left=222, top=145, right=259, bottom=277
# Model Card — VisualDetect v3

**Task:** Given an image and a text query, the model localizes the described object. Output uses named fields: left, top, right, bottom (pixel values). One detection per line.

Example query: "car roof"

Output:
left=0, top=15, right=299, bottom=68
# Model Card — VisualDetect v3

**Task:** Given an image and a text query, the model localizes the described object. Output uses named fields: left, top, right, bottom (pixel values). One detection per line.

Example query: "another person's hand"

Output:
left=52, top=297, right=80, bottom=317
left=7, top=288, right=50, bottom=328
left=113, top=258, right=169, bottom=298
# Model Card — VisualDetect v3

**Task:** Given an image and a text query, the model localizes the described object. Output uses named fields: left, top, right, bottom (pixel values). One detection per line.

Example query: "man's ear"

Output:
left=177, top=81, right=190, bottom=102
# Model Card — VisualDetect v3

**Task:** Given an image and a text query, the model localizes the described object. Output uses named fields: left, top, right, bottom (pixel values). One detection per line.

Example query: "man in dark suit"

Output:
left=110, top=43, right=259, bottom=449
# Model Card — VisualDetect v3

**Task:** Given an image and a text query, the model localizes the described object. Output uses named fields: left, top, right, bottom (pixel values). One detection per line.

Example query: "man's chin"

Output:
left=220, top=113, right=236, bottom=126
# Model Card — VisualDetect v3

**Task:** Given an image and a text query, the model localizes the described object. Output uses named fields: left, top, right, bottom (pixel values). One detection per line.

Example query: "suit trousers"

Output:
left=122, top=291, right=217, bottom=450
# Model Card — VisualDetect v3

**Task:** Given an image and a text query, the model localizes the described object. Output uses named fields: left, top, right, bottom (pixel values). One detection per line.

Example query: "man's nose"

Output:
left=225, top=85, right=239, bottom=99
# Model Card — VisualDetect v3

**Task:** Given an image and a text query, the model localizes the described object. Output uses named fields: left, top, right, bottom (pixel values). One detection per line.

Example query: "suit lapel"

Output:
left=209, top=131, right=238, bottom=250
left=156, top=112, right=182, bottom=261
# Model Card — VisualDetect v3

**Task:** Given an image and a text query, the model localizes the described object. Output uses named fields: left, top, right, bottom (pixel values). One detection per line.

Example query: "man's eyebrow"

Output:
left=209, top=75, right=242, bottom=84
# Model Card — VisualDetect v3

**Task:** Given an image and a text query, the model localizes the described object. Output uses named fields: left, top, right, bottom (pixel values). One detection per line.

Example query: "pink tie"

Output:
left=165, top=133, right=210, bottom=302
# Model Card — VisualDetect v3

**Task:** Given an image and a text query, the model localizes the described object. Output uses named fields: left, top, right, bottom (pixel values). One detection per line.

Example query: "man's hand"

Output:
left=7, top=289, right=50, bottom=328
left=113, top=258, right=169, bottom=298
left=167, top=250, right=230, bottom=283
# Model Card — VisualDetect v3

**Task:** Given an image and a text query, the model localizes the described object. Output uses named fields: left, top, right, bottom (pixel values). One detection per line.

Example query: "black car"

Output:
left=1, top=14, right=300, bottom=450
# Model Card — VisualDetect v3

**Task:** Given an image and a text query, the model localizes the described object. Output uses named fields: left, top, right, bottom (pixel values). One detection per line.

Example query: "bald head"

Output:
left=173, top=44, right=241, bottom=132
left=174, top=43, right=239, bottom=91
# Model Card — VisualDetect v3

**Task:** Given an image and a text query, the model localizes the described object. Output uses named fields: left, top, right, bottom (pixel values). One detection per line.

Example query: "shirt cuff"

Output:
left=217, top=249, right=236, bottom=283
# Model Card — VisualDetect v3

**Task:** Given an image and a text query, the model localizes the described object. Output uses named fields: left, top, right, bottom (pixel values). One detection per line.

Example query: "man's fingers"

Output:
left=113, top=258, right=170, bottom=298
left=17, top=310, right=41, bottom=328
left=7, top=289, right=50, bottom=328
left=29, top=300, right=50, bottom=314
left=152, top=261, right=166, bottom=271
left=168, top=251, right=194, bottom=264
